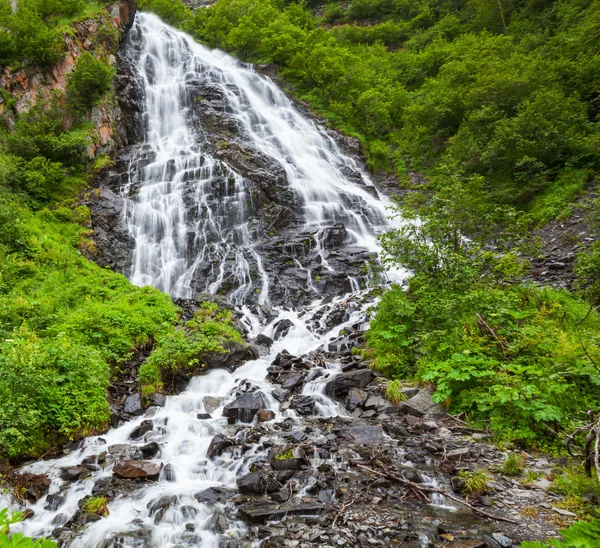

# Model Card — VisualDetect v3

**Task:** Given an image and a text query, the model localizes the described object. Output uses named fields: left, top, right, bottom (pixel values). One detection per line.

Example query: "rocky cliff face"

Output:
left=0, top=0, right=136, bottom=156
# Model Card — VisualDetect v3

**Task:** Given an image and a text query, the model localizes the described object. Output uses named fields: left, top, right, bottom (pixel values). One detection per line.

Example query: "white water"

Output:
left=123, top=12, right=402, bottom=299
left=4, top=12, right=417, bottom=546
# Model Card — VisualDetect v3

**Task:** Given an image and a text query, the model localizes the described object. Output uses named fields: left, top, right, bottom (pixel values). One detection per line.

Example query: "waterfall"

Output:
left=123, top=12, right=396, bottom=302
left=3, top=13, right=423, bottom=547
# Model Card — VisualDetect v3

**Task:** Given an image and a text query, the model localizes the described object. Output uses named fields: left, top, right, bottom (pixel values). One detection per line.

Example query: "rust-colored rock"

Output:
left=256, top=409, right=276, bottom=422
left=113, top=460, right=161, bottom=481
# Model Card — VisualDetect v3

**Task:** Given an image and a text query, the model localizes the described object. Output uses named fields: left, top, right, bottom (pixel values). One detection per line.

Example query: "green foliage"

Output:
left=139, top=303, right=244, bottom=395
left=499, top=452, right=525, bottom=476
left=164, top=0, right=600, bottom=203
left=522, top=519, right=600, bottom=548
left=457, top=469, right=490, bottom=497
left=67, top=52, right=115, bottom=112
left=138, top=0, right=192, bottom=27
left=0, top=508, right=56, bottom=547
left=384, top=379, right=406, bottom=405
left=81, top=496, right=108, bottom=516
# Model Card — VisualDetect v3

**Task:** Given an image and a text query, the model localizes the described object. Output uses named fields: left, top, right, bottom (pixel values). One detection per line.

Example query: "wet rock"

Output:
left=280, top=371, right=306, bottom=390
left=129, top=419, right=153, bottom=440
left=401, top=387, right=420, bottom=399
left=211, top=513, right=229, bottom=534
left=148, top=393, right=166, bottom=407
left=324, top=369, right=373, bottom=399
left=345, top=388, right=368, bottom=411
left=255, top=334, right=273, bottom=347
left=401, top=388, right=444, bottom=418
left=140, top=442, right=161, bottom=458
left=238, top=501, right=324, bottom=524
left=446, top=448, right=470, bottom=460
left=194, top=486, right=234, bottom=505
left=44, top=494, right=65, bottom=511
left=99, top=529, right=152, bottom=548
left=342, top=425, right=385, bottom=444
left=446, top=541, right=487, bottom=548
left=290, top=395, right=316, bottom=416
left=203, top=396, right=224, bottom=413
left=323, top=223, right=348, bottom=249
left=269, top=445, right=309, bottom=470
left=147, top=494, right=178, bottom=524
left=223, top=391, right=269, bottom=423
left=60, top=466, right=91, bottom=482
left=162, top=463, right=176, bottom=482
left=270, top=489, right=290, bottom=502
left=256, top=409, right=276, bottom=422
left=113, top=460, right=161, bottom=481
left=123, top=393, right=143, bottom=415
left=271, top=388, right=289, bottom=402
left=273, top=319, right=294, bottom=340
left=207, top=434, right=234, bottom=458
left=237, top=470, right=281, bottom=495
left=14, top=474, right=51, bottom=503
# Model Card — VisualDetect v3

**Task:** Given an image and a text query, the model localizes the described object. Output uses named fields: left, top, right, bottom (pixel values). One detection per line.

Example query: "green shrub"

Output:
left=457, top=470, right=490, bottom=497
left=522, top=519, right=600, bottom=548
left=385, top=379, right=407, bottom=405
left=0, top=508, right=56, bottom=546
left=499, top=452, right=525, bottom=476
left=67, top=51, right=115, bottom=112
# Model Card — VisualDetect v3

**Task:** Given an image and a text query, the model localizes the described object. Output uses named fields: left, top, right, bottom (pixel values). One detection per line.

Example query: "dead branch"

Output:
left=476, top=313, right=507, bottom=355
left=351, top=462, right=519, bottom=525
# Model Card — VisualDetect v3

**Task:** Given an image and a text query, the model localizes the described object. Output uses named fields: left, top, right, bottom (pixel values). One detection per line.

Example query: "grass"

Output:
left=499, top=453, right=525, bottom=477
left=458, top=470, right=490, bottom=497
left=385, top=379, right=407, bottom=406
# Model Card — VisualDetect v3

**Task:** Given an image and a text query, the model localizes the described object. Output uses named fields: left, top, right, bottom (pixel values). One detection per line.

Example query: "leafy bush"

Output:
left=67, top=52, right=115, bottom=112
left=385, top=379, right=406, bottom=405
left=139, top=302, right=244, bottom=395
left=0, top=508, right=56, bottom=547
left=499, top=453, right=525, bottom=476
left=457, top=470, right=490, bottom=497
left=522, top=519, right=600, bottom=548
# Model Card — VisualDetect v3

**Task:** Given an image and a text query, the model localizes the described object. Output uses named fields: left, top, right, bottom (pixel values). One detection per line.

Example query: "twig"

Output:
left=351, top=462, right=519, bottom=525
left=476, top=313, right=507, bottom=355
left=576, top=303, right=600, bottom=326
left=332, top=494, right=359, bottom=528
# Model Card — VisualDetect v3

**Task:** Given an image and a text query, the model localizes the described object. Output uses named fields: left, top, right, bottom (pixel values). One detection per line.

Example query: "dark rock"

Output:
left=113, top=460, right=161, bottom=481
left=60, top=466, right=91, bottom=482
left=140, top=442, right=161, bottom=458
left=123, top=393, right=143, bottom=416
left=271, top=388, right=289, bottom=402
left=324, top=369, right=373, bottom=399
left=238, top=501, right=324, bottom=524
left=345, top=388, right=368, bottom=411
left=237, top=472, right=266, bottom=494
left=273, top=319, right=294, bottom=340
left=162, top=463, right=176, bottom=482
left=148, top=393, right=166, bottom=407
left=223, top=391, right=269, bottom=423
left=280, top=372, right=306, bottom=390
left=44, top=494, right=65, bottom=511
left=401, top=388, right=444, bottom=418
left=147, top=494, right=178, bottom=522
left=255, top=334, right=273, bottom=347
left=194, top=487, right=233, bottom=505
left=129, top=419, right=153, bottom=440
left=290, top=395, right=316, bottom=416
left=196, top=413, right=212, bottom=420
left=203, top=396, right=224, bottom=413
left=269, top=445, right=309, bottom=470
left=207, top=434, right=234, bottom=458
left=211, top=513, right=229, bottom=534
left=256, top=409, right=276, bottom=422
left=323, top=223, right=348, bottom=249
left=342, top=426, right=385, bottom=444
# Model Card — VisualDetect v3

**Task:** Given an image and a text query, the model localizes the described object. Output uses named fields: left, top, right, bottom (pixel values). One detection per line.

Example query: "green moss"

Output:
left=274, top=449, right=294, bottom=460
left=82, top=496, right=108, bottom=516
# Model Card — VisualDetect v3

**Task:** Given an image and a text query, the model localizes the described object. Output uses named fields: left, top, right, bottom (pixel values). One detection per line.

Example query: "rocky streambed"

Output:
left=3, top=293, right=569, bottom=547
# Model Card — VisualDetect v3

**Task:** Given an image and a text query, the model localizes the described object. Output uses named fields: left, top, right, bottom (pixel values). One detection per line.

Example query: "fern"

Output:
left=521, top=519, right=600, bottom=548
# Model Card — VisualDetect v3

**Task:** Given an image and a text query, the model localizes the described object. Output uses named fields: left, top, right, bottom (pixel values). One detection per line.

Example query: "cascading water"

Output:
left=1, top=12, right=441, bottom=547
left=122, top=12, right=399, bottom=302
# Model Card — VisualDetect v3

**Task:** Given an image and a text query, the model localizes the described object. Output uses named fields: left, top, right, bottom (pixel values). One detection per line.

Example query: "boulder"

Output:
left=207, top=434, right=234, bottom=459
left=196, top=413, right=212, bottom=420
left=271, top=388, right=289, bottom=402
left=345, top=388, right=368, bottom=411
left=123, top=393, right=143, bottom=416
left=222, top=391, right=269, bottom=424
left=324, top=369, right=373, bottom=399
left=238, top=501, right=323, bottom=524
left=273, top=319, right=294, bottom=340
left=44, top=494, right=65, bottom=512
left=203, top=396, right=224, bottom=414
left=401, top=388, right=444, bottom=418
left=129, top=419, right=153, bottom=440
left=269, top=445, right=309, bottom=470
left=255, top=334, right=273, bottom=347
left=256, top=409, right=276, bottom=422
left=237, top=470, right=281, bottom=495
left=108, top=444, right=143, bottom=460
left=113, top=460, right=161, bottom=481
left=290, top=395, right=316, bottom=416
left=60, top=466, right=91, bottom=482
left=280, top=372, right=306, bottom=390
